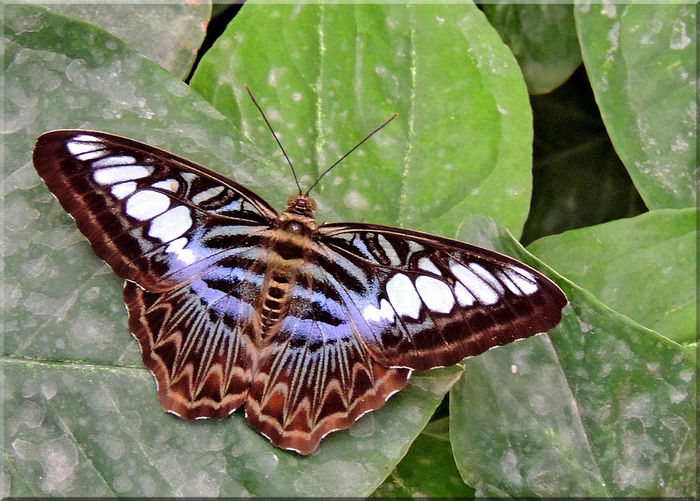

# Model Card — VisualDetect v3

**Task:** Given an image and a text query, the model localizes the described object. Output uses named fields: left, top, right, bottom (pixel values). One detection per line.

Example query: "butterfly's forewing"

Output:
left=33, top=131, right=278, bottom=291
left=318, top=223, right=568, bottom=371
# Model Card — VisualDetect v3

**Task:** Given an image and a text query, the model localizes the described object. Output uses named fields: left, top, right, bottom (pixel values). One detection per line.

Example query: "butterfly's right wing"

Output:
left=33, top=130, right=278, bottom=292
left=317, top=223, right=567, bottom=371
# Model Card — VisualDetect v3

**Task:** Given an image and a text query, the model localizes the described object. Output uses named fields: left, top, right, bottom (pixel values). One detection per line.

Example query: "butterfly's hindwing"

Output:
left=33, top=131, right=277, bottom=291
left=125, top=281, right=255, bottom=419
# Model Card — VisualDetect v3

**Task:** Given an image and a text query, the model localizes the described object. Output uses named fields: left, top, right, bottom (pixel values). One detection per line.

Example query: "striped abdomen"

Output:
left=253, top=210, right=317, bottom=345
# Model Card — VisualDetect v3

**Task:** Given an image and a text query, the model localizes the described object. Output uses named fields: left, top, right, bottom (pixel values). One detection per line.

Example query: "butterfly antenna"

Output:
left=305, top=113, right=398, bottom=196
left=245, top=85, right=303, bottom=195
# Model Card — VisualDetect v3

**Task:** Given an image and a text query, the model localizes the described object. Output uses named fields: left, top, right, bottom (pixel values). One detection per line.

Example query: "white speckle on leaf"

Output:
left=113, top=475, right=132, bottom=493
left=669, top=388, right=687, bottom=404
left=100, top=434, right=126, bottom=460
left=670, top=19, right=691, bottom=50
left=600, top=2, right=617, bottom=19
left=183, top=472, right=219, bottom=497
left=606, top=22, right=620, bottom=61
left=678, top=369, right=693, bottom=382
left=244, top=451, right=279, bottom=477
left=348, top=412, right=376, bottom=438
left=41, top=378, right=58, bottom=400
left=344, top=190, right=369, bottom=210
left=40, top=436, right=79, bottom=493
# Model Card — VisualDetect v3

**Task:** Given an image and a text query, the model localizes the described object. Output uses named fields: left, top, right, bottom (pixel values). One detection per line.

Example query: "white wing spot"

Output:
left=418, top=257, right=441, bottom=275
left=504, top=267, right=539, bottom=295
left=148, top=206, right=193, bottom=242
left=386, top=273, right=421, bottom=319
left=181, top=172, right=197, bottom=183
left=152, top=179, right=179, bottom=192
left=415, top=276, right=454, bottom=313
left=454, top=282, right=475, bottom=306
left=66, top=135, right=102, bottom=155
left=450, top=261, right=500, bottom=305
left=165, top=237, right=196, bottom=264
left=110, top=181, right=137, bottom=200
left=192, top=186, right=225, bottom=204
left=378, top=234, right=401, bottom=265
left=93, top=166, right=150, bottom=185
left=362, top=299, right=395, bottom=324
left=92, top=155, right=136, bottom=168
left=125, top=190, right=171, bottom=220
left=469, top=263, right=505, bottom=293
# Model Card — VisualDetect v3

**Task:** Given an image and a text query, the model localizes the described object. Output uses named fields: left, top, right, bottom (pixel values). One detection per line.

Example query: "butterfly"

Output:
left=32, top=90, right=567, bottom=455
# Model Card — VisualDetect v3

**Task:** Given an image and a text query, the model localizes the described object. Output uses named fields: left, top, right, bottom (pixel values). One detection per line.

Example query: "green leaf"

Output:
left=450, top=216, right=696, bottom=497
left=575, top=4, right=696, bottom=209
left=522, top=71, right=647, bottom=244
left=372, top=418, right=475, bottom=498
left=482, top=4, right=581, bottom=95
left=3, top=358, right=463, bottom=497
left=528, top=209, right=697, bottom=344
left=46, top=2, right=210, bottom=79
left=3, top=5, right=463, bottom=496
left=190, top=2, right=534, bottom=238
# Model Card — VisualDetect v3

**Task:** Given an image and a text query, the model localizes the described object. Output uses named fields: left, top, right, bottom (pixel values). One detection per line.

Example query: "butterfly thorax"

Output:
left=253, top=195, right=319, bottom=345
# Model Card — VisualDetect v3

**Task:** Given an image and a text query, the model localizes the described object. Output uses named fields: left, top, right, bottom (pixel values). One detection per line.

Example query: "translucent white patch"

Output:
left=93, top=166, right=150, bottom=185
left=362, top=299, right=395, bottom=324
left=504, top=267, right=539, bottom=295
left=125, top=190, right=170, bottom=220
left=469, top=263, right=505, bottom=293
left=165, top=237, right=196, bottom=264
left=407, top=240, right=425, bottom=255
left=377, top=234, right=401, bottom=265
left=66, top=135, right=101, bottom=155
left=92, top=155, right=136, bottom=168
left=415, top=276, right=454, bottom=313
left=192, top=186, right=225, bottom=204
left=454, top=282, right=475, bottom=306
left=418, top=257, right=441, bottom=275
left=385, top=273, right=421, bottom=319
left=110, top=181, right=137, bottom=200
left=148, top=206, right=192, bottom=242
left=152, top=179, right=179, bottom=192
left=76, top=149, right=107, bottom=161
left=449, top=261, right=500, bottom=305
left=181, top=172, right=197, bottom=183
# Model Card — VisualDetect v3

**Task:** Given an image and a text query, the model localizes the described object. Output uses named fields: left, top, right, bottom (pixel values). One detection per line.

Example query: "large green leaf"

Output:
left=2, top=5, right=463, bottom=496
left=190, top=2, right=534, bottom=238
left=48, top=2, right=210, bottom=78
left=482, top=4, right=581, bottom=94
left=528, top=209, right=696, bottom=344
left=449, top=216, right=696, bottom=497
left=575, top=4, right=696, bottom=209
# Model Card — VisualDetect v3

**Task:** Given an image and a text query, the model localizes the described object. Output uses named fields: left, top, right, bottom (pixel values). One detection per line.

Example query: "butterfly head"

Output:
left=285, top=194, right=317, bottom=219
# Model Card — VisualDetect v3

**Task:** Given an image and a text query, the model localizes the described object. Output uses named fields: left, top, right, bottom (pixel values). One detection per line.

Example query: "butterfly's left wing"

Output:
left=33, top=130, right=278, bottom=291
left=33, top=130, right=278, bottom=421
left=317, top=222, right=568, bottom=371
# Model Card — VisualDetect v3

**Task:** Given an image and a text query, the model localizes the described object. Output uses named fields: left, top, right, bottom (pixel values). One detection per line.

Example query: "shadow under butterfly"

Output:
left=32, top=87, right=567, bottom=455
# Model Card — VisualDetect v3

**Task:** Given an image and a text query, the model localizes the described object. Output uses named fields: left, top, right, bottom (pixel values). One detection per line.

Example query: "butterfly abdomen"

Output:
left=254, top=207, right=319, bottom=344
